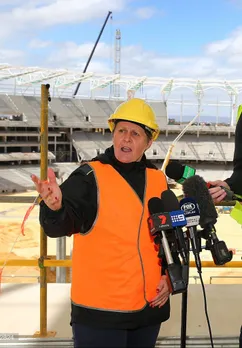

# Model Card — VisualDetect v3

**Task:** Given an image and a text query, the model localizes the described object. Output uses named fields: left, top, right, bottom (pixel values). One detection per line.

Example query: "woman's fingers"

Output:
left=158, top=297, right=169, bottom=308
left=31, top=170, right=62, bottom=210
left=150, top=276, right=170, bottom=307
left=48, top=168, right=57, bottom=184
left=31, top=174, right=41, bottom=192
left=150, top=292, right=169, bottom=307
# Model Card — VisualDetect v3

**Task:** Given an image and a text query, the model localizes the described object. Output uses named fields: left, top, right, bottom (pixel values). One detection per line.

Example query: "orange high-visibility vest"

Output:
left=71, top=161, right=168, bottom=312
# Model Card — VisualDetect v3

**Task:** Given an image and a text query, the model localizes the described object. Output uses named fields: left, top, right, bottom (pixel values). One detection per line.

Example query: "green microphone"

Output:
left=165, top=162, right=196, bottom=184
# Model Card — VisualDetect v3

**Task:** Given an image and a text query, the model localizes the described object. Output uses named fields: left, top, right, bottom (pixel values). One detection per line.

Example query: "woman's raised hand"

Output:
left=31, top=168, right=62, bottom=211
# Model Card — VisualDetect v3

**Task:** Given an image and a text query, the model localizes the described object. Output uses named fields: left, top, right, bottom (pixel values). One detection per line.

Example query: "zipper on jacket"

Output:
left=137, top=171, right=147, bottom=303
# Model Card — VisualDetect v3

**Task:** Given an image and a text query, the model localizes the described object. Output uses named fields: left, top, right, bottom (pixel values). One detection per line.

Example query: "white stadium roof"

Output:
left=1, top=63, right=242, bottom=98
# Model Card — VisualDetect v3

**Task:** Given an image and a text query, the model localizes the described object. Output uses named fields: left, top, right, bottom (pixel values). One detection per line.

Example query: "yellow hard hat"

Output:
left=108, top=98, right=160, bottom=140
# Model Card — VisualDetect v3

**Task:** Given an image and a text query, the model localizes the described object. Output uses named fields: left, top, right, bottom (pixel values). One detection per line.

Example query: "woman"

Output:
left=32, top=98, right=171, bottom=348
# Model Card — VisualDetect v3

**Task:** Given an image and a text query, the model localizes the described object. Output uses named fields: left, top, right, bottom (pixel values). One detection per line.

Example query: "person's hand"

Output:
left=208, top=180, right=230, bottom=204
left=150, top=275, right=170, bottom=308
left=31, top=168, right=62, bottom=211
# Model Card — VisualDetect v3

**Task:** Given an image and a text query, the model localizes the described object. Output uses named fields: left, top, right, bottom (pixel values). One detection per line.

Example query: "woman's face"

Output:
left=113, top=121, right=152, bottom=163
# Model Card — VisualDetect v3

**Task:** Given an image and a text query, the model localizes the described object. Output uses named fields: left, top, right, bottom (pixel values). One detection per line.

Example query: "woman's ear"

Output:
left=145, top=139, right=153, bottom=151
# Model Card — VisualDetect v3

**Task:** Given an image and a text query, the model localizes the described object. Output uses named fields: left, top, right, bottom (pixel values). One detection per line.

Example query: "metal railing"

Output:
left=0, top=336, right=239, bottom=347
left=209, top=275, right=242, bottom=284
left=1, top=275, right=39, bottom=280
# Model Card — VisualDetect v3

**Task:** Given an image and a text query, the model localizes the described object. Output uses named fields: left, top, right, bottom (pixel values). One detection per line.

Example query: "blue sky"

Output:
left=1, top=0, right=242, bottom=72
left=1, top=0, right=242, bottom=121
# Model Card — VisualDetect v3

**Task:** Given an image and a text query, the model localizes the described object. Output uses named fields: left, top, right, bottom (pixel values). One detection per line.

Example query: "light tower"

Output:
left=113, top=29, right=121, bottom=97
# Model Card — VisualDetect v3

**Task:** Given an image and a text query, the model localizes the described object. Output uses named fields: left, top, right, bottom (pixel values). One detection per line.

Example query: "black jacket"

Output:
left=40, top=146, right=170, bottom=329
left=225, top=113, right=242, bottom=195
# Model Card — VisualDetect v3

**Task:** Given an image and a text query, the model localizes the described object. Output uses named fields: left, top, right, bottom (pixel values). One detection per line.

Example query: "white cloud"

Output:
left=45, top=36, right=240, bottom=81
left=135, top=7, right=157, bottom=19
left=42, top=41, right=213, bottom=78
left=0, top=0, right=126, bottom=42
left=46, top=41, right=113, bottom=73
left=0, top=0, right=23, bottom=6
left=4, top=24, right=242, bottom=82
left=48, top=41, right=111, bottom=62
left=2, top=1, right=242, bottom=85
left=0, top=49, right=25, bottom=65
left=203, top=27, right=242, bottom=76
left=44, top=23, right=242, bottom=81
left=205, top=27, right=242, bottom=56
left=29, top=38, right=52, bottom=49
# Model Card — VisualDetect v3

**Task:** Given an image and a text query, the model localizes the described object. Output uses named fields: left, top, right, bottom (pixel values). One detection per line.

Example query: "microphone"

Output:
left=160, top=190, right=189, bottom=265
left=180, top=197, right=202, bottom=271
left=183, top=175, right=233, bottom=265
left=148, top=197, right=174, bottom=265
left=166, top=161, right=242, bottom=202
left=165, top=161, right=196, bottom=184
left=148, top=197, right=187, bottom=295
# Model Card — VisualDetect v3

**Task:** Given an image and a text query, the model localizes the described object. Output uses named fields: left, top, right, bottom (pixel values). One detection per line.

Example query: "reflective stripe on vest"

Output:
left=71, top=162, right=168, bottom=312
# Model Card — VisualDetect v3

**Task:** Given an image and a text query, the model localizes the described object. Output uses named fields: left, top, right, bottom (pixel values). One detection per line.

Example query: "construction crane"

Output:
left=113, top=29, right=121, bottom=97
left=73, top=11, right=112, bottom=97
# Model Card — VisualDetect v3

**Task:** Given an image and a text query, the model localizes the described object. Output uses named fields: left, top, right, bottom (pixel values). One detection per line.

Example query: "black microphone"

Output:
left=183, top=175, right=233, bottom=265
left=148, top=197, right=174, bottom=265
left=148, top=197, right=187, bottom=295
left=165, top=161, right=196, bottom=184
left=180, top=197, right=202, bottom=271
left=160, top=190, right=189, bottom=265
left=166, top=161, right=242, bottom=202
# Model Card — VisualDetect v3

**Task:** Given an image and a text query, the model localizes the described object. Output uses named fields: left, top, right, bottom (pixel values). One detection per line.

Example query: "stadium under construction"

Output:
left=1, top=65, right=242, bottom=347
left=1, top=65, right=242, bottom=192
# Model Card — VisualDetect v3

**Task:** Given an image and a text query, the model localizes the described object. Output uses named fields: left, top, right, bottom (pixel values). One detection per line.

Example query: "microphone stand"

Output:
left=179, top=223, right=231, bottom=347
left=180, top=229, right=203, bottom=348
left=180, top=238, right=190, bottom=348
left=154, top=229, right=193, bottom=348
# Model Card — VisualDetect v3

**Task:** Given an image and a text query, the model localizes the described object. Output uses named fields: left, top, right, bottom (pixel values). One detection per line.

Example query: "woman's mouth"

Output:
left=121, top=147, right=132, bottom=152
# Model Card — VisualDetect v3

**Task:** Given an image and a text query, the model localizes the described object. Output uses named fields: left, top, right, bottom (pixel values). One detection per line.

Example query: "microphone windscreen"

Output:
left=148, top=197, right=164, bottom=215
left=161, top=189, right=180, bottom=211
left=182, top=175, right=217, bottom=228
left=165, top=162, right=184, bottom=181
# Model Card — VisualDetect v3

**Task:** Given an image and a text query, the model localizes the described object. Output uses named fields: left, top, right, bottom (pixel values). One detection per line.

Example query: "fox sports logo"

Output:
left=181, top=202, right=196, bottom=214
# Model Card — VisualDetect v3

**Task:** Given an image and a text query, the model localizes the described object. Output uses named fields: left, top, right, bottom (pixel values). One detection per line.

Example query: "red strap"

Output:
left=21, top=203, right=36, bottom=236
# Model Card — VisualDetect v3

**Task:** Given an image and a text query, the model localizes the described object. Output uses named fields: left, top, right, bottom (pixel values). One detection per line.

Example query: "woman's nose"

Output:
left=123, top=132, right=131, bottom=142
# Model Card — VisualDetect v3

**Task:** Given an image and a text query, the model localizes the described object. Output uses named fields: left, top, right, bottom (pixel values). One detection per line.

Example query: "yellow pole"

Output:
left=1, top=259, right=241, bottom=268
left=39, top=84, right=49, bottom=337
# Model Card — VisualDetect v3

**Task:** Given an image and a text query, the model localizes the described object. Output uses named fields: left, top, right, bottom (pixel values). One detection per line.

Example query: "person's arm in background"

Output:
left=224, top=110, right=242, bottom=195
left=208, top=180, right=230, bottom=204
left=209, top=109, right=242, bottom=203
left=32, top=167, right=97, bottom=238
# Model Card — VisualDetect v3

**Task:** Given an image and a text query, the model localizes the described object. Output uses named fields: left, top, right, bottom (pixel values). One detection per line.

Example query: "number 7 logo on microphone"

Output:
left=158, top=214, right=167, bottom=225
left=147, top=212, right=173, bottom=235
